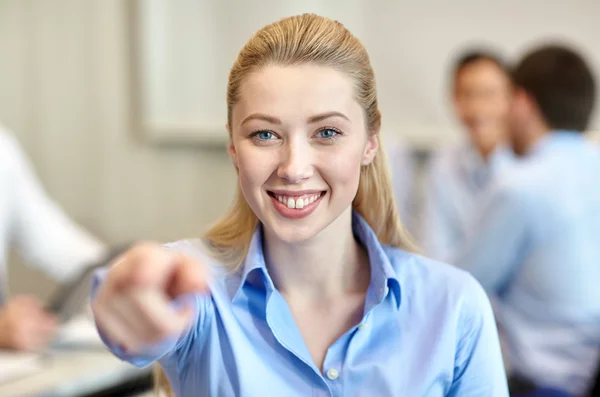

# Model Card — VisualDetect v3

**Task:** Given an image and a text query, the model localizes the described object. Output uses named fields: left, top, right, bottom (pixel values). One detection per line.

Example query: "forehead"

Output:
left=232, top=64, right=363, bottom=126
left=455, top=60, right=510, bottom=88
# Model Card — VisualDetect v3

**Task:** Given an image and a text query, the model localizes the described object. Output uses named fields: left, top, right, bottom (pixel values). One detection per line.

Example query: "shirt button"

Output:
left=358, top=323, right=367, bottom=330
left=326, top=368, right=339, bottom=380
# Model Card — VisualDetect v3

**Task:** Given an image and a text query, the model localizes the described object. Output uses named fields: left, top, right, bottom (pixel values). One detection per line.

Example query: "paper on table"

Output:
left=0, top=351, right=43, bottom=384
left=53, top=315, right=104, bottom=349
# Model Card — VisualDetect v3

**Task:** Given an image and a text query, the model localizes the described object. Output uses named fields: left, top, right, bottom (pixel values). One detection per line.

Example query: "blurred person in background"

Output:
left=0, top=124, right=107, bottom=351
left=420, top=50, right=514, bottom=260
left=384, top=133, right=417, bottom=234
left=454, top=45, right=600, bottom=396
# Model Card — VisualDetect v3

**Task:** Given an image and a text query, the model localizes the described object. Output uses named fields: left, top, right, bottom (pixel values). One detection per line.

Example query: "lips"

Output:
left=267, top=190, right=326, bottom=219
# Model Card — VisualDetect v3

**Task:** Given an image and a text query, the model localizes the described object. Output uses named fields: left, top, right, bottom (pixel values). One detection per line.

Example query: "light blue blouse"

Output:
left=92, top=212, right=508, bottom=396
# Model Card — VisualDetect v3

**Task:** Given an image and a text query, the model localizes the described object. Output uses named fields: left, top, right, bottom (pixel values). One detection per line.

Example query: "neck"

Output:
left=264, top=209, right=370, bottom=301
left=522, top=120, right=551, bottom=155
left=476, top=143, right=495, bottom=161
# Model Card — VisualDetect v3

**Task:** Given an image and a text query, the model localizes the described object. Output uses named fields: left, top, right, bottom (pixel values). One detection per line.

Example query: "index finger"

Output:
left=165, top=253, right=211, bottom=299
left=105, top=244, right=177, bottom=293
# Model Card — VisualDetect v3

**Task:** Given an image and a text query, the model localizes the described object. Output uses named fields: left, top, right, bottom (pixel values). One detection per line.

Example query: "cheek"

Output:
left=491, top=97, right=511, bottom=118
left=320, top=147, right=364, bottom=188
left=235, top=149, right=274, bottom=195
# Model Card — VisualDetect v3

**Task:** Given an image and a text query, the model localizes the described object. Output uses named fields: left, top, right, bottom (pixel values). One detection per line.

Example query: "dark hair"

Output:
left=512, top=44, right=596, bottom=132
left=452, top=49, right=510, bottom=78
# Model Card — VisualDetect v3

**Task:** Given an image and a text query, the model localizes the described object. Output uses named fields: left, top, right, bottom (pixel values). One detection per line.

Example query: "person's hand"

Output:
left=92, top=242, right=210, bottom=353
left=0, top=295, right=58, bottom=351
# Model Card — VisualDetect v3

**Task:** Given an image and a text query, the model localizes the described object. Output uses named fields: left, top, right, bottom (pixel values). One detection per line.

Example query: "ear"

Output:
left=361, top=133, right=379, bottom=166
left=226, top=124, right=239, bottom=168
left=515, top=87, right=538, bottom=111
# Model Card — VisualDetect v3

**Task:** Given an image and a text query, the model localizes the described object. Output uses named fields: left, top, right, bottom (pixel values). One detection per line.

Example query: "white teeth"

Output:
left=274, top=193, right=322, bottom=209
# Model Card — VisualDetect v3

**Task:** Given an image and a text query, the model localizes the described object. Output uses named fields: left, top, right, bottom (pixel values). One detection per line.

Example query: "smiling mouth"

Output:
left=267, top=191, right=326, bottom=209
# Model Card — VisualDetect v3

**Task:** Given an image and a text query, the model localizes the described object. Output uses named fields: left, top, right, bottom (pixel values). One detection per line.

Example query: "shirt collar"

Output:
left=460, top=143, right=513, bottom=188
left=227, top=211, right=401, bottom=309
left=528, top=130, right=585, bottom=157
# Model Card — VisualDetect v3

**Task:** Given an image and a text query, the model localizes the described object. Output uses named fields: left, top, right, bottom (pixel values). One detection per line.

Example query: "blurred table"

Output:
left=0, top=348, right=151, bottom=397
left=0, top=312, right=153, bottom=397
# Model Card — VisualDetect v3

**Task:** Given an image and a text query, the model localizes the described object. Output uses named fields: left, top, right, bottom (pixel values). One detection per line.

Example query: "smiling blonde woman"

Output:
left=91, top=14, right=508, bottom=397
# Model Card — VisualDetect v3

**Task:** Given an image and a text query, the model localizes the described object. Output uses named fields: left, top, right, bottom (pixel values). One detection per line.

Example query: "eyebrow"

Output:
left=240, top=111, right=351, bottom=126
left=308, top=111, right=351, bottom=124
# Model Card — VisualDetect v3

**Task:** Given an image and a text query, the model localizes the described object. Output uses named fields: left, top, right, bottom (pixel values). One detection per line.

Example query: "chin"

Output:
left=264, top=221, right=323, bottom=244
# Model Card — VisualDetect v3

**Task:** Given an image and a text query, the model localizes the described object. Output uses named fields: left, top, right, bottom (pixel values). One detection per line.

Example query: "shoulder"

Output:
left=486, top=163, right=536, bottom=210
left=0, top=128, right=31, bottom=189
left=383, top=246, right=494, bottom=332
left=0, top=126, right=24, bottom=164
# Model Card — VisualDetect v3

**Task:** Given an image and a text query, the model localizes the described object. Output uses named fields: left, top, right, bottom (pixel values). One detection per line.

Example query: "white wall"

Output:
left=136, top=0, right=600, bottom=148
left=0, top=0, right=598, bottom=295
left=364, top=0, right=600, bottom=146
left=0, top=0, right=236, bottom=296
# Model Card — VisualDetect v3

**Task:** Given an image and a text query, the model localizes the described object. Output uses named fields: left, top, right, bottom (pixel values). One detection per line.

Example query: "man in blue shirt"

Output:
left=454, top=45, right=600, bottom=396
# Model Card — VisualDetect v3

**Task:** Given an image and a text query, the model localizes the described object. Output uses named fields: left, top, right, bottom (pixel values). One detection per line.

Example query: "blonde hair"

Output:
left=156, top=13, right=416, bottom=396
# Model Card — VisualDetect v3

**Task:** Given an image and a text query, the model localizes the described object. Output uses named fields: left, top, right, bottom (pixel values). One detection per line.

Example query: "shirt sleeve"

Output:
left=451, top=181, right=530, bottom=293
left=447, top=275, right=509, bottom=396
left=90, top=255, right=214, bottom=368
left=5, top=132, right=107, bottom=281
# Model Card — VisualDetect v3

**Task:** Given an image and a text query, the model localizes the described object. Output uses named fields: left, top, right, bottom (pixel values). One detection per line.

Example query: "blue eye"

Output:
left=317, top=128, right=339, bottom=139
left=254, top=131, right=275, bottom=140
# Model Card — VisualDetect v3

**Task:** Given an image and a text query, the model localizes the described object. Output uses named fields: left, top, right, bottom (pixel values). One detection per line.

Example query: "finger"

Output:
left=107, top=244, right=178, bottom=292
left=166, top=254, right=210, bottom=298
left=93, top=304, right=144, bottom=352
left=127, top=289, right=195, bottom=342
left=109, top=294, right=166, bottom=345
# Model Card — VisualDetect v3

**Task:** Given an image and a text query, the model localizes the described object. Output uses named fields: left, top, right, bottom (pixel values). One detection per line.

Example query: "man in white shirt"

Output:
left=0, top=125, right=107, bottom=351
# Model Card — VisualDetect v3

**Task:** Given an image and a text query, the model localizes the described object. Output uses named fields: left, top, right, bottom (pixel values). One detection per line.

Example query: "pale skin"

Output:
left=508, top=87, right=551, bottom=156
left=453, top=59, right=512, bottom=160
left=92, top=64, right=378, bottom=371
left=0, top=295, right=57, bottom=351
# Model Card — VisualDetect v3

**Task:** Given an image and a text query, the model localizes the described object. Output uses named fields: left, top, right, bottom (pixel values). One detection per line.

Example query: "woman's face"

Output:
left=229, top=64, right=378, bottom=244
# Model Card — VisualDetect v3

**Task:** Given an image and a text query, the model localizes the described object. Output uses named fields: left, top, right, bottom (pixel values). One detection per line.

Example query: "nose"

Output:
left=277, top=137, right=313, bottom=183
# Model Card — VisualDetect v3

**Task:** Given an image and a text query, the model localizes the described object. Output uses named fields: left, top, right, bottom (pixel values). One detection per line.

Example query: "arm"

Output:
left=5, top=133, right=107, bottom=281
left=447, top=276, right=509, bottom=396
left=90, top=242, right=213, bottom=368
left=451, top=182, right=530, bottom=293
